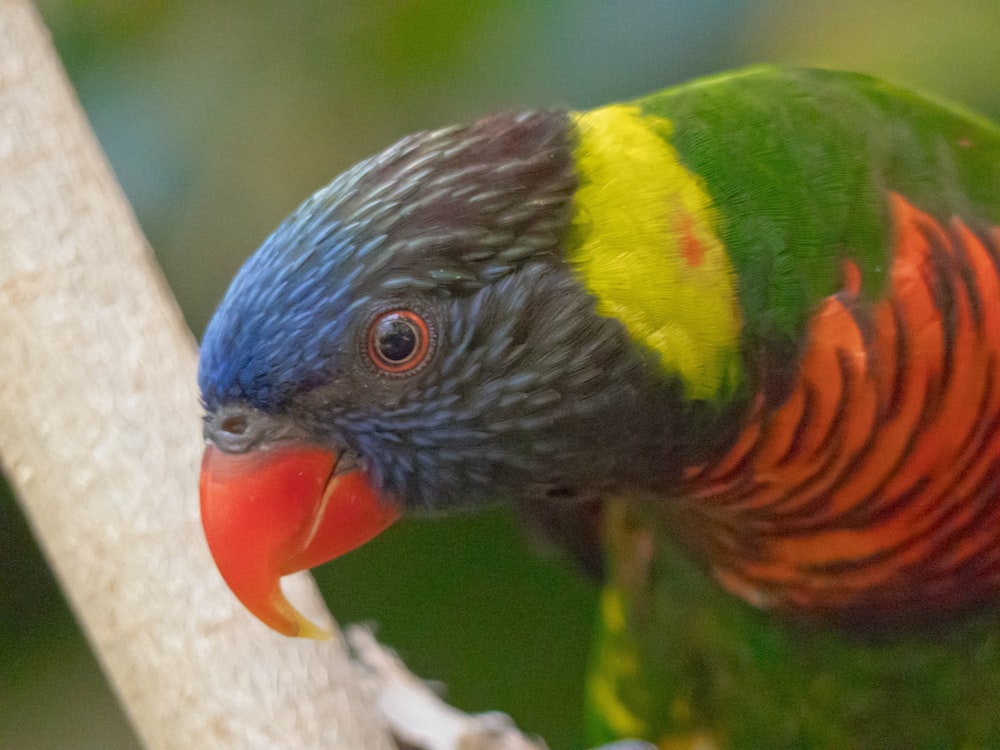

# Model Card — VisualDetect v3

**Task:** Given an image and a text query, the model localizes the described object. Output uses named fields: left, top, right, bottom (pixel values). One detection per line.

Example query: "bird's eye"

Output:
left=367, top=309, right=430, bottom=373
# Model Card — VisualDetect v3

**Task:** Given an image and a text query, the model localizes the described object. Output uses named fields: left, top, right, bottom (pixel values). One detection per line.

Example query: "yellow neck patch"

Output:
left=567, top=104, right=742, bottom=401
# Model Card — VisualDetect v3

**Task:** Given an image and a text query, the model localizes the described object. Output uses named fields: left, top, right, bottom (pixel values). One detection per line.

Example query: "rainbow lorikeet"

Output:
left=197, top=67, right=1000, bottom=747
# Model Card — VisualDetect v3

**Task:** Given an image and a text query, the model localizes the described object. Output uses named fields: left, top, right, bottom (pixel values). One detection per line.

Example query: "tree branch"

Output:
left=0, top=2, right=393, bottom=747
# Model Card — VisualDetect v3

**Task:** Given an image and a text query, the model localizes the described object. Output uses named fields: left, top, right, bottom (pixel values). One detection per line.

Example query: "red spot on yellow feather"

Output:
left=674, top=206, right=705, bottom=267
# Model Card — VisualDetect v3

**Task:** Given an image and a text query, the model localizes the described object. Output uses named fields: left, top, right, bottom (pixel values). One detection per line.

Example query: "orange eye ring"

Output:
left=367, top=309, right=431, bottom=373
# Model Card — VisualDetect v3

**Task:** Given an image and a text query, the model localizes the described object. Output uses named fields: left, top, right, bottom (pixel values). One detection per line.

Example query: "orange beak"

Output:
left=199, top=443, right=400, bottom=638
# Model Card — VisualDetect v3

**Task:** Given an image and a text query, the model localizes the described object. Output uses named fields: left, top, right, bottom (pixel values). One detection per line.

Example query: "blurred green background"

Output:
left=1, top=1, right=998, bottom=748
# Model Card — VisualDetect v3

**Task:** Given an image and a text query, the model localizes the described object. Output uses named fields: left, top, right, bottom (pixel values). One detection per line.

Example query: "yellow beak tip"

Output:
left=294, top=616, right=334, bottom=641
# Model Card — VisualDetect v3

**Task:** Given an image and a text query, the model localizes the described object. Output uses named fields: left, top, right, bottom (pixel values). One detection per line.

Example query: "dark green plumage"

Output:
left=589, top=499, right=1000, bottom=748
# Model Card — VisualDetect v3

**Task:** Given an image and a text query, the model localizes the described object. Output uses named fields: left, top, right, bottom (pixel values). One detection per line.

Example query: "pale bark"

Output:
left=348, top=626, right=548, bottom=750
left=0, top=2, right=393, bottom=747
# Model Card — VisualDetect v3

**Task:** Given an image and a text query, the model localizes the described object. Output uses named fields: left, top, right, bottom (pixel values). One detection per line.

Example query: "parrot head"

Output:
left=198, top=110, right=683, bottom=637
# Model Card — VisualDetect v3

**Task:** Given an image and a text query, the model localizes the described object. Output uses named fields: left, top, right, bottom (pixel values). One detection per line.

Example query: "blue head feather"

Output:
left=199, top=110, right=577, bottom=415
left=198, top=190, right=381, bottom=413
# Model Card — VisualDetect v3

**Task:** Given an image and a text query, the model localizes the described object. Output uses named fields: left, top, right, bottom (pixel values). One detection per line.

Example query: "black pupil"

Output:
left=376, top=317, right=418, bottom=363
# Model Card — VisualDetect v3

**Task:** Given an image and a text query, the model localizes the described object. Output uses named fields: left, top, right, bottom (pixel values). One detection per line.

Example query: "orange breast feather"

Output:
left=682, top=194, right=1000, bottom=623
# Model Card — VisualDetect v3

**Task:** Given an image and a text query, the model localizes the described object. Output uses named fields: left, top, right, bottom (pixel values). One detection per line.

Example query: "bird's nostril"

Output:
left=220, top=415, right=248, bottom=436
